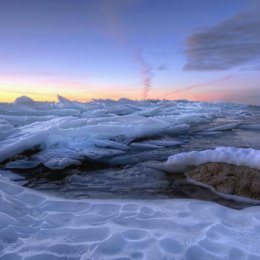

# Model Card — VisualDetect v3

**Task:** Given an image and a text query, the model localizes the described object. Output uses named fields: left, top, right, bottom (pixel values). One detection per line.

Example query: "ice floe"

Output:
left=205, top=122, right=240, bottom=131
left=1, top=96, right=258, bottom=170
left=156, top=147, right=260, bottom=173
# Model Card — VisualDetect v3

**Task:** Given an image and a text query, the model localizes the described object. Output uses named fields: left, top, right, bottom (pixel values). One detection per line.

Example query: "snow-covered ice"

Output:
left=1, top=96, right=259, bottom=169
left=0, top=175, right=260, bottom=260
left=156, top=147, right=260, bottom=173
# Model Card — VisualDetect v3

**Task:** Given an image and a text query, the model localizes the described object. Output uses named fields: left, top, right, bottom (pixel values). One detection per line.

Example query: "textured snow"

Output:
left=0, top=175, right=260, bottom=260
left=156, top=147, right=260, bottom=173
left=0, top=96, right=255, bottom=169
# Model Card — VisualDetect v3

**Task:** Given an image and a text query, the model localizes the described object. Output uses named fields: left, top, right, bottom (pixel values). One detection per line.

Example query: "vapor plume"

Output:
left=162, top=75, right=233, bottom=99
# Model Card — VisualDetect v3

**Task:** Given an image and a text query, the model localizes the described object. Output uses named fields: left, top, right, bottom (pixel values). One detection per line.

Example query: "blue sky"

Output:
left=0, top=0, right=259, bottom=104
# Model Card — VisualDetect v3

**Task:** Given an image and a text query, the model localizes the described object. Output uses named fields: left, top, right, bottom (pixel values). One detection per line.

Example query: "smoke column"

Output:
left=100, top=0, right=157, bottom=100
left=133, top=49, right=153, bottom=100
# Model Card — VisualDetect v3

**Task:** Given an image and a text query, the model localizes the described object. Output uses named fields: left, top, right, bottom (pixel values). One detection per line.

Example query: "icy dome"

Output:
left=157, top=147, right=260, bottom=173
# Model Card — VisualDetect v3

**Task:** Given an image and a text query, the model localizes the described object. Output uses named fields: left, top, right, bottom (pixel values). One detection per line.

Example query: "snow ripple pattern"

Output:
left=0, top=176, right=260, bottom=260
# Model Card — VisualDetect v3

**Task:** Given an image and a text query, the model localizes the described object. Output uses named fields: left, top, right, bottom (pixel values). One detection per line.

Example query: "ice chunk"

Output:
left=205, top=122, right=240, bottom=131
left=131, top=139, right=183, bottom=149
left=0, top=170, right=25, bottom=181
left=5, top=160, right=40, bottom=169
left=44, top=157, right=81, bottom=169
left=155, top=147, right=260, bottom=173
left=130, top=142, right=162, bottom=149
left=239, top=124, right=260, bottom=131
left=0, top=117, right=73, bottom=163
left=144, top=139, right=183, bottom=147
left=0, top=123, right=14, bottom=133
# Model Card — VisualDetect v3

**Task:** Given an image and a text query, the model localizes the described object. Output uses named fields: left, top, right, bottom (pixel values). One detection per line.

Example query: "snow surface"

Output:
left=1, top=97, right=260, bottom=259
left=0, top=175, right=260, bottom=260
left=155, top=147, right=260, bottom=173
left=0, top=96, right=256, bottom=169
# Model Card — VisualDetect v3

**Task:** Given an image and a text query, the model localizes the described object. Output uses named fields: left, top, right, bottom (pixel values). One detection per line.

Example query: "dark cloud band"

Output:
left=183, top=5, right=260, bottom=71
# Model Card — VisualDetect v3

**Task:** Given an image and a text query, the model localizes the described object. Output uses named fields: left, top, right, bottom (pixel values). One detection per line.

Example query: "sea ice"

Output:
left=0, top=176, right=259, bottom=259
left=205, top=122, right=240, bottom=131
left=1, top=96, right=258, bottom=169
left=156, top=147, right=260, bottom=173
left=0, top=97, right=260, bottom=259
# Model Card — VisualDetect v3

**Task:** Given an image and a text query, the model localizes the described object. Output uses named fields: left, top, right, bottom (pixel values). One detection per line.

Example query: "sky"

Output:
left=0, top=0, right=259, bottom=104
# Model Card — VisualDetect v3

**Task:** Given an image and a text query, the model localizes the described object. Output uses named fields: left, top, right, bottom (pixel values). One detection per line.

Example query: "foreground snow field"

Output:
left=0, top=175, right=260, bottom=260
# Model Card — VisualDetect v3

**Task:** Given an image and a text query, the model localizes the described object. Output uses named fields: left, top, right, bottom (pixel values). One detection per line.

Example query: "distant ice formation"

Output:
left=1, top=95, right=256, bottom=170
left=15, top=95, right=35, bottom=105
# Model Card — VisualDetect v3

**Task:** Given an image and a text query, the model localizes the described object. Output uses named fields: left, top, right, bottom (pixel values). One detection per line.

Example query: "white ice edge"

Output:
left=156, top=147, right=260, bottom=173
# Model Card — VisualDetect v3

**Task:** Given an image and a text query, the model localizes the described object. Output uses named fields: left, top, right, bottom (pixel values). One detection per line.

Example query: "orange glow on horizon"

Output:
left=0, top=75, right=143, bottom=102
left=0, top=74, right=252, bottom=104
left=0, top=88, right=233, bottom=103
left=0, top=75, right=236, bottom=103
left=0, top=86, right=144, bottom=103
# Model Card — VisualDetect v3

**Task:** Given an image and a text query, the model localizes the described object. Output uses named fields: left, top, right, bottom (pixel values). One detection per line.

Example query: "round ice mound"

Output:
left=157, top=147, right=260, bottom=201
left=160, top=147, right=260, bottom=173
left=15, top=95, right=35, bottom=105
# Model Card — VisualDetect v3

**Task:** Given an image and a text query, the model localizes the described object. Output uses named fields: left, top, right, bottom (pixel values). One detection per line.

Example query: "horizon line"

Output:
left=0, top=94, right=258, bottom=107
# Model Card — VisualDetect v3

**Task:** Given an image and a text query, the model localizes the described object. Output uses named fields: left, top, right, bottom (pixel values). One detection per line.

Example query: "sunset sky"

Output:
left=0, top=0, right=259, bottom=104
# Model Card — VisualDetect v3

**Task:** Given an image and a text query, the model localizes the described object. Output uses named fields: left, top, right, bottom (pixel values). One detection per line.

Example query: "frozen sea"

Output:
left=0, top=96, right=260, bottom=259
